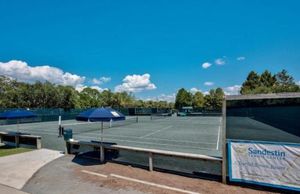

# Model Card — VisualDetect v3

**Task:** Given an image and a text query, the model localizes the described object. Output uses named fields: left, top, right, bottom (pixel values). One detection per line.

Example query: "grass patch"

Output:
left=0, top=145, right=32, bottom=157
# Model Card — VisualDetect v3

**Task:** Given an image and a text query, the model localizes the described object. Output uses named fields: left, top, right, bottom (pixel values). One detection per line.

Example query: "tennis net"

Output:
left=150, top=113, right=172, bottom=120
left=60, top=117, right=138, bottom=134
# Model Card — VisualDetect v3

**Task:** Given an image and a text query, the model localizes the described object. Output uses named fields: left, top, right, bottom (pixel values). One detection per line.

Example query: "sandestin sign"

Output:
left=228, top=140, right=300, bottom=192
left=248, top=147, right=285, bottom=158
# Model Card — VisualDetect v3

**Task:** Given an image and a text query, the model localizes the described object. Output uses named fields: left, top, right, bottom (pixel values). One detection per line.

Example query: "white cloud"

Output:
left=0, top=60, right=85, bottom=87
left=92, top=76, right=111, bottom=85
left=297, top=81, right=300, bottom=86
left=203, top=91, right=209, bottom=95
left=202, top=62, right=212, bottom=69
left=204, top=82, right=214, bottom=86
left=223, top=85, right=241, bottom=95
left=146, top=93, right=175, bottom=102
left=190, top=87, right=202, bottom=93
left=75, top=84, right=108, bottom=92
left=75, top=84, right=86, bottom=92
left=215, top=58, right=225, bottom=65
left=236, top=56, right=246, bottom=61
left=114, top=73, right=156, bottom=93
left=90, top=86, right=108, bottom=92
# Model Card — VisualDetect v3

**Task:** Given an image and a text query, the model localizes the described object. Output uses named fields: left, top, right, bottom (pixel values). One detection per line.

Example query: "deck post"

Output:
left=149, top=152, right=153, bottom=171
left=65, top=141, right=70, bottom=154
left=15, top=135, right=20, bottom=148
left=36, top=137, right=42, bottom=149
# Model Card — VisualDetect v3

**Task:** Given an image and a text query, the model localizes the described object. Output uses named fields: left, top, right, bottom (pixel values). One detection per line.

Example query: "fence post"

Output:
left=222, top=99, right=227, bottom=184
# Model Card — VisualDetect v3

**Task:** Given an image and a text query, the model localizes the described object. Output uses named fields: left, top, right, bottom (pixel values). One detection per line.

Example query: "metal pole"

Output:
left=221, top=99, right=227, bottom=184
left=58, top=116, right=62, bottom=137
left=17, top=119, right=20, bottom=133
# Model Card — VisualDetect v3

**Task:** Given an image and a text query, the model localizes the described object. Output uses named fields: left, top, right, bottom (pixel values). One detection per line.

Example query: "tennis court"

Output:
left=227, top=116, right=300, bottom=143
left=0, top=116, right=223, bottom=157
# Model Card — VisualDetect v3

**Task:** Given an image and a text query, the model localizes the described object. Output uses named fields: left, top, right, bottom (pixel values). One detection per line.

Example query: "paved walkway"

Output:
left=22, top=155, right=273, bottom=194
left=22, top=156, right=144, bottom=194
left=0, top=184, right=29, bottom=194
left=0, top=149, right=63, bottom=190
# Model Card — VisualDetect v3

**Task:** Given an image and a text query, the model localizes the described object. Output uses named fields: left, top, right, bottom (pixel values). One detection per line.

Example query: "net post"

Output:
left=58, top=115, right=61, bottom=126
left=58, top=116, right=62, bottom=137
left=221, top=98, right=227, bottom=184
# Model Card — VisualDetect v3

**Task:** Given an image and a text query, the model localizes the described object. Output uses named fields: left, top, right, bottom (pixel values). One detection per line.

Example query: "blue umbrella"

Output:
left=75, top=107, right=125, bottom=162
left=0, top=109, right=37, bottom=120
left=76, top=107, right=125, bottom=122
left=0, top=109, right=37, bottom=133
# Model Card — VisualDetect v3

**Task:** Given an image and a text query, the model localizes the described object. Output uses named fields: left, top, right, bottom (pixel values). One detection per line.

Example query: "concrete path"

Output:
left=0, top=149, right=63, bottom=190
left=0, top=184, right=29, bottom=194
left=22, top=155, right=144, bottom=194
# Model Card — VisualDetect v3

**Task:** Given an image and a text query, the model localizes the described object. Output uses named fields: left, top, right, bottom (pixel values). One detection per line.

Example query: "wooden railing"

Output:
left=0, top=131, right=42, bottom=149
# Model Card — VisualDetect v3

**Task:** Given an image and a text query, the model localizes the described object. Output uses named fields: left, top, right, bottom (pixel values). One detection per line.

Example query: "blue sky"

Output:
left=0, top=0, right=300, bottom=101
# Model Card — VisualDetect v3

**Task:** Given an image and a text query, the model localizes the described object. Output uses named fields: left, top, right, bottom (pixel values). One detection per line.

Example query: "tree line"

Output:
left=0, top=76, right=173, bottom=109
left=240, top=69, right=300, bottom=94
left=174, top=69, right=299, bottom=111
left=0, top=69, right=299, bottom=110
left=175, top=88, right=224, bottom=111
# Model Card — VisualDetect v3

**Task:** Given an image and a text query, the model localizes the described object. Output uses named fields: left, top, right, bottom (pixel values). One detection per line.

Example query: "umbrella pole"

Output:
left=17, top=119, right=19, bottom=133
left=100, top=121, right=104, bottom=163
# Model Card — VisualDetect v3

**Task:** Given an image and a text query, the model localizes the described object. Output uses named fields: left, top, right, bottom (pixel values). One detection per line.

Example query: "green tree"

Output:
left=57, top=85, right=78, bottom=109
left=274, top=69, right=300, bottom=92
left=175, top=88, right=193, bottom=109
left=204, top=88, right=224, bottom=110
left=100, top=90, right=114, bottom=107
left=260, top=70, right=276, bottom=88
left=78, top=88, right=102, bottom=108
left=240, top=69, right=300, bottom=94
left=240, top=71, right=261, bottom=94
left=192, top=91, right=204, bottom=108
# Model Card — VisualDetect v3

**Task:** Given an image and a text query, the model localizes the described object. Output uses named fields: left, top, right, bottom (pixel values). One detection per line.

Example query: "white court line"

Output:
left=78, top=133, right=217, bottom=146
left=81, top=170, right=108, bottom=178
left=110, top=174, right=200, bottom=194
left=216, top=126, right=221, bottom=150
left=81, top=133, right=217, bottom=145
left=140, top=125, right=173, bottom=138
left=76, top=134, right=216, bottom=150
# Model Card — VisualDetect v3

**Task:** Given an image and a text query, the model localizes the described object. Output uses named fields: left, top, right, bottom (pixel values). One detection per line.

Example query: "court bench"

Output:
left=0, top=131, right=42, bottom=149
left=66, top=139, right=222, bottom=171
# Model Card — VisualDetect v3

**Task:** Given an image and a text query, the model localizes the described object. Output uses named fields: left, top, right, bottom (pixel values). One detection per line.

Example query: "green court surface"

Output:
left=226, top=116, right=300, bottom=143
left=0, top=116, right=223, bottom=157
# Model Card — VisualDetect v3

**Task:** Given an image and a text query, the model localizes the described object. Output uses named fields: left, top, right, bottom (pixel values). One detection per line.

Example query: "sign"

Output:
left=110, top=111, right=120, bottom=117
left=228, top=140, right=300, bottom=191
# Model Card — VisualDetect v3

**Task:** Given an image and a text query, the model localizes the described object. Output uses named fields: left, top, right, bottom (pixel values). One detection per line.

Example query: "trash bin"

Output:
left=63, top=129, right=73, bottom=141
